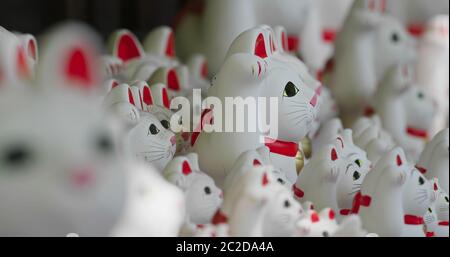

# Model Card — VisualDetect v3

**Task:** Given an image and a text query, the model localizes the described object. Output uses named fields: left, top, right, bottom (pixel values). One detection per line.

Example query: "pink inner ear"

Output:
left=182, top=161, right=192, bottom=175
left=143, top=86, right=153, bottom=105
left=111, top=80, right=119, bottom=89
left=311, top=212, right=320, bottom=223
left=128, top=88, right=135, bottom=106
left=281, top=31, right=288, bottom=51
left=201, top=61, right=208, bottom=79
left=65, top=47, right=93, bottom=88
left=434, top=182, right=438, bottom=191
left=27, top=39, right=37, bottom=60
left=329, top=209, right=335, bottom=220
left=262, top=172, right=269, bottom=186
left=396, top=155, right=402, bottom=166
left=253, top=159, right=262, bottom=166
left=167, top=69, right=180, bottom=91
left=270, top=35, right=276, bottom=53
left=165, top=31, right=176, bottom=58
left=254, top=33, right=268, bottom=59
left=331, top=148, right=338, bottom=161
left=117, top=33, right=142, bottom=62
left=162, top=88, right=170, bottom=109
left=17, top=46, right=31, bottom=78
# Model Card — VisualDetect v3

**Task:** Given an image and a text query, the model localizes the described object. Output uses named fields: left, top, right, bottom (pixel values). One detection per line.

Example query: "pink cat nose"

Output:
left=170, top=136, right=177, bottom=146
left=72, top=168, right=94, bottom=188
left=219, top=191, right=224, bottom=199
left=309, top=94, right=318, bottom=107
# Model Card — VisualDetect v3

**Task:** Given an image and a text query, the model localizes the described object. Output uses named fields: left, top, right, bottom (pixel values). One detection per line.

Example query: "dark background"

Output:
left=0, top=0, right=192, bottom=39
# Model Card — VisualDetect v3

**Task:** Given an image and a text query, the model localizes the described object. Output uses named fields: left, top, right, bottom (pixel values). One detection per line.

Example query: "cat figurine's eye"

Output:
left=418, top=176, right=425, bottom=186
left=148, top=124, right=160, bottom=135
left=391, top=32, right=400, bottom=43
left=95, top=134, right=114, bottom=154
left=353, top=171, right=361, bottom=181
left=283, top=82, right=299, bottom=97
left=1, top=145, right=34, bottom=169
left=284, top=200, right=291, bottom=208
left=161, top=120, right=170, bottom=129
left=204, top=186, right=211, bottom=195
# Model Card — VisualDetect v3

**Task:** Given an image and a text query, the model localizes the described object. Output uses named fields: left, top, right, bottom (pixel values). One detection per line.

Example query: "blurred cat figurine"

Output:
left=164, top=153, right=222, bottom=225
left=107, top=27, right=182, bottom=85
left=374, top=64, right=436, bottom=161
left=111, top=164, right=186, bottom=237
left=415, top=16, right=449, bottom=135
left=0, top=23, right=127, bottom=236
left=193, top=26, right=318, bottom=186
left=416, top=129, right=449, bottom=194
left=325, top=0, right=416, bottom=126
left=352, top=115, right=396, bottom=165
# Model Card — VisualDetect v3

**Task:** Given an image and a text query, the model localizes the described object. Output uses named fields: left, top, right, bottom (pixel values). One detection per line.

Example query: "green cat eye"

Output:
left=283, top=82, right=299, bottom=98
left=355, top=159, right=361, bottom=167
left=149, top=124, right=160, bottom=135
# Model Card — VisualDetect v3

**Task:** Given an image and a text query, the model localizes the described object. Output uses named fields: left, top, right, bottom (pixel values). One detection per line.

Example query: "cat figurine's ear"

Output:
left=185, top=153, right=200, bottom=171
left=149, top=83, right=171, bottom=109
left=143, top=26, right=176, bottom=59
left=108, top=29, right=145, bottom=63
left=103, top=83, right=141, bottom=128
left=187, top=54, right=209, bottom=80
left=149, top=67, right=185, bottom=94
left=319, top=208, right=336, bottom=222
left=351, top=0, right=384, bottom=29
left=273, top=26, right=289, bottom=53
left=14, top=33, right=38, bottom=71
left=164, top=156, right=195, bottom=189
left=37, top=23, right=102, bottom=93
left=0, top=28, right=33, bottom=83
left=131, top=81, right=153, bottom=109
left=226, top=25, right=275, bottom=59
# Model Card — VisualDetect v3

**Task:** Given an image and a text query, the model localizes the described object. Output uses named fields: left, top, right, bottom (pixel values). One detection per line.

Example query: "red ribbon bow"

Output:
left=351, top=192, right=372, bottom=214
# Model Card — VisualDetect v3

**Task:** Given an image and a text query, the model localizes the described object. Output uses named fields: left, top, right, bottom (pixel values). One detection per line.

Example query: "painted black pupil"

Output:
left=418, top=92, right=424, bottom=99
left=445, top=197, right=449, bottom=203
left=204, top=187, right=211, bottom=195
left=284, top=200, right=290, bottom=208
left=2, top=146, right=32, bottom=167
left=161, top=120, right=170, bottom=129
left=149, top=124, right=160, bottom=135
left=97, top=135, right=113, bottom=154
left=428, top=208, right=433, bottom=213
left=355, top=159, right=361, bottom=167
left=277, top=178, right=285, bottom=184
left=419, top=177, right=425, bottom=186
left=353, top=171, right=361, bottom=181
left=283, top=82, right=299, bottom=97
left=322, top=231, right=330, bottom=237
left=391, top=33, right=399, bottom=42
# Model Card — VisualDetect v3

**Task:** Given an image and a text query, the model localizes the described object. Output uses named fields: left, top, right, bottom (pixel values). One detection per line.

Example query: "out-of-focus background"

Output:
left=0, top=0, right=195, bottom=38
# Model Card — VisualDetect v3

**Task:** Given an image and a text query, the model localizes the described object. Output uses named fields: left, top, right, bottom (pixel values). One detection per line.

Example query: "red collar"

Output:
left=340, top=209, right=352, bottom=216
left=351, top=192, right=372, bottom=214
left=265, top=138, right=298, bottom=157
left=406, top=127, right=428, bottom=139
left=404, top=215, right=424, bottom=225
left=292, top=184, right=304, bottom=198
left=439, top=221, right=449, bottom=226
left=211, top=210, right=228, bottom=225
left=426, top=231, right=435, bottom=237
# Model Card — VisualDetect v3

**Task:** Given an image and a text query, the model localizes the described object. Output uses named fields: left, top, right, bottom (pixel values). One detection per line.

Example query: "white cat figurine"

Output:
left=415, top=15, right=449, bottom=135
left=325, top=0, right=416, bottom=125
left=193, top=26, right=318, bottom=186
left=416, top=128, right=449, bottom=194
left=111, top=164, right=186, bottom=237
left=164, top=153, right=222, bottom=225
left=424, top=184, right=449, bottom=237
left=356, top=147, right=436, bottom=237
left=374, top=64, right=436, bottom=161
left=0, top=23, right=127, bottom=236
